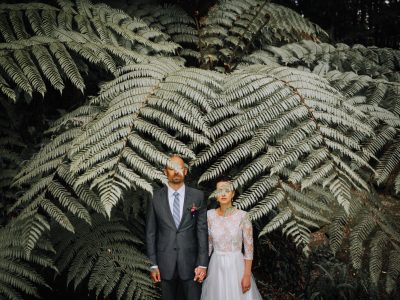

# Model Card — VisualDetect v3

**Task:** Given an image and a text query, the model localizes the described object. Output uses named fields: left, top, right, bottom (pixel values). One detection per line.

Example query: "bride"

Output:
left=200, top=176, right=263, bottom=300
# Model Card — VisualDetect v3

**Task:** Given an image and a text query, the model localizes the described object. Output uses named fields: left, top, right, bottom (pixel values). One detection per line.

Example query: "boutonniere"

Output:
left=188, top=203, right=200, bottom=218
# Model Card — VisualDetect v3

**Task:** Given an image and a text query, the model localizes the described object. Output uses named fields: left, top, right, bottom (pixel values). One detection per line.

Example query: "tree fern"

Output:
left=67, top=59, right=223, bottom=216
left=0, top=220, right=54, bottom=300
left=259, top=3, right=328, bottom=45
left=0, top=0, right=177, bottom=53
left=2, top=1, right=400, bottom=298
left=106, top=0, right=327, bottom=70
left=114, top=0, right=199, bottom=61
left=326, top=71, right=400, bottom=115
left=244, top=45, right=400, bottom=195
left=324, top=70, right=400, bottom=194
left=52, top=213, right=158, bottom=300
left=191, top=65, right=374, bottom=253
left=243, top=40, right=400, bottom=81
left=327, top=190, right=400, bottom=291
left=11, top=104, right=105, bottom=253
left=0, top=0, right=179, bottom=102
left=199, top=0, right=273, bottom=70
left=197, top=65, right=372, bottom=189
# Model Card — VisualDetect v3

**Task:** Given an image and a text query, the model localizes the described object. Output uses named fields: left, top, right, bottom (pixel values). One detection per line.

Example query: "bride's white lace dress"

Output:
left=201, top=208, right=263, bottom=300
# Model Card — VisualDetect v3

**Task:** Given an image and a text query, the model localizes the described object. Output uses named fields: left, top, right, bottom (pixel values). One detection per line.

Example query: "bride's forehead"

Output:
left=216, top=181, right=231, bottom=189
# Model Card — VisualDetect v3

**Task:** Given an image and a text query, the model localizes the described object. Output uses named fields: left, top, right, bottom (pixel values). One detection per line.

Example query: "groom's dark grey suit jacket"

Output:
left=146, top=186, right=209, bottom=280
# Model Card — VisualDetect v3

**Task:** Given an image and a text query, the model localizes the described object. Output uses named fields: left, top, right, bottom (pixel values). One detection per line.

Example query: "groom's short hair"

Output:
left=166, top=153, right=189, bottom=169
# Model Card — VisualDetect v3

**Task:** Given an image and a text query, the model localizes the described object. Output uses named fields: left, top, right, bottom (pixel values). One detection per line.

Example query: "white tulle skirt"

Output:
left=201, top=251, right=263, bottom=300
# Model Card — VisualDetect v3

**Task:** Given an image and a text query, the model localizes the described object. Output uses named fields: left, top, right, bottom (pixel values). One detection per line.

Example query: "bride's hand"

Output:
left=241, top=274, right=251, bottom=293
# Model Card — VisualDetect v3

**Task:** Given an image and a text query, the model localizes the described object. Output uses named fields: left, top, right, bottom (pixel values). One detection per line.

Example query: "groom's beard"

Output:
left=171, top=176, right=184, bottom=183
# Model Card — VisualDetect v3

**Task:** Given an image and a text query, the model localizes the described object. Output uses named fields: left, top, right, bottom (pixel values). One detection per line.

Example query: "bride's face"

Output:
left=216, top=181, right=235, bottom=205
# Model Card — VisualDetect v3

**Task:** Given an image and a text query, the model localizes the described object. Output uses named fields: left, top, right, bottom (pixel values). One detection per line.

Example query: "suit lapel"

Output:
left=178, top=186, right=192, bottom=229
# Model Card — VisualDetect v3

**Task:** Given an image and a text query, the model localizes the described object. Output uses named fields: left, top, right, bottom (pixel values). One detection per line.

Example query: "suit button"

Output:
left=173, top=247, right=177, bottom=250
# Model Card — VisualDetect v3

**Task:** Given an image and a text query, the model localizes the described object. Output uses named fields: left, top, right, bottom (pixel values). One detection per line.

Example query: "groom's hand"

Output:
left=150, top=268, right=161, bottom=283
left=194, top=267, right=207, bottom=283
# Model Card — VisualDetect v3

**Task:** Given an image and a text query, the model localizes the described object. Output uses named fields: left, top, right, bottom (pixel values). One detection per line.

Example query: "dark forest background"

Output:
left=167, top=0, right=400, bottom=48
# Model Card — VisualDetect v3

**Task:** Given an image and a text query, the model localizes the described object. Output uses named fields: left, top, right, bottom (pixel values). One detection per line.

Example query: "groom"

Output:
left=145, top=154, right=208, bottom=300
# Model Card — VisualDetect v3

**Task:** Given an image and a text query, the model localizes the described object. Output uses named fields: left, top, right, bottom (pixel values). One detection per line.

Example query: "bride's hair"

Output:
left=214, top=175, right=233, bottom=186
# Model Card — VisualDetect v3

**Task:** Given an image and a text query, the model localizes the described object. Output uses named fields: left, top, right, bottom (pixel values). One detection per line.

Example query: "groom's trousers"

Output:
left=160, top=266, right=202, bottom=300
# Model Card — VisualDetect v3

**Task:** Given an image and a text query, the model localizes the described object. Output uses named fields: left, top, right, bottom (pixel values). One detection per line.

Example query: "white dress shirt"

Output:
left=167, top=184, right=185, bottom=223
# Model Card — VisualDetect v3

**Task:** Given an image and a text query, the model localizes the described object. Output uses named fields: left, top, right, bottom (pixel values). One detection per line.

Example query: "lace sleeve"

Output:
left=208, top=214, right=213, bottom=256
left=242, top=212, right=254, bottom=260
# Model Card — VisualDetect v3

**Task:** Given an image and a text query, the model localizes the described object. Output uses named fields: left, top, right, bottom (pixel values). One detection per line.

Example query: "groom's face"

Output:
left=164, top=156, right=188, bottom=184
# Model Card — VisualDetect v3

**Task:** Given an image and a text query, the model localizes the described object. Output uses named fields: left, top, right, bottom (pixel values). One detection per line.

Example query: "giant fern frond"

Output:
left=323, top=70, right=400, bottom=193
left=68, top=59, right=223, bottom=216
left=0, top=0, right=178, bottom=53
left=52, top=213, right=158, bottom=300
left=198, top=0, right=326, bottom=70
left=243, top=41, right=400, bottom=81
left=259, top=4, right=328, bottom=45
left=245, top=45, right=400, bottom=195
left=0, top=220, right=54, bottom=300
left=11, top=104, right=105, bottom=253
left=193, top=65, right=373, bottom=251
left=114, top=0, right=199, bottom=62
left=0, top=0, right=180, bottom=102
left=327, top=190, right=400, bottom=291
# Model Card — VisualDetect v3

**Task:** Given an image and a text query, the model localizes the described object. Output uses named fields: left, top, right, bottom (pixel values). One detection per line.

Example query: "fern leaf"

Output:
left=40, top=197, right=74, bottom=233
left=369, top=231, right=388, bottom=286
left=49, top=42, right=85, bottom=92
left=376, top=142, right=400, bottom=185
left=235, top=175, right=279, bottom=209
left=20, top=213, right=50, bottom=257
left=0, top=221, right=53, bottom=300
left=0, top=56, right=32, bottom=96
left=386, top=250, right=400, bottom=294
left=259, top=207, right=292, bottom=236
left=53, top=214, right=157, bottom=300
left=47, top=181, right=91, bottom=224
left=32, top=44, right=65, bottom=92
left=248, top=188, right=285, bottom=220
left=350, top=212, right=376, bottom=270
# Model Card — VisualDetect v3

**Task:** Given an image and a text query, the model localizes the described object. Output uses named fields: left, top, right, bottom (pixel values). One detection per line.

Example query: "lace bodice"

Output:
left=207, top=208, right=254, bottom=260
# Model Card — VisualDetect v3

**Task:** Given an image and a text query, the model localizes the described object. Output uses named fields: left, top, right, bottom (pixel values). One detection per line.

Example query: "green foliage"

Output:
left=302, top=247, right=362, bottom=300
left=243, top=40, right=400, bottom=81
left=194, top=65, right=373, bottom=254
left=325, top=70, right=400, bottom=194
left=11, top=104, right=105, bottom=251
left=0, top=0, right=179, bottom=102
left=0, top=219, right=54, bottom=300
left=326, top=191, right=400, bottom=293
left=0, top=0, right=399, bottom=299
left=67, top=59, right=223, bottom=216
left=117, top=0, right=327, bottom=70
left=242, top=41, right=400, bottom=196
left=112, top=0, right=199, bottom=62
left=52, top=213, right=157, bottom=300
left=199, top=0, right=326, bottom=70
